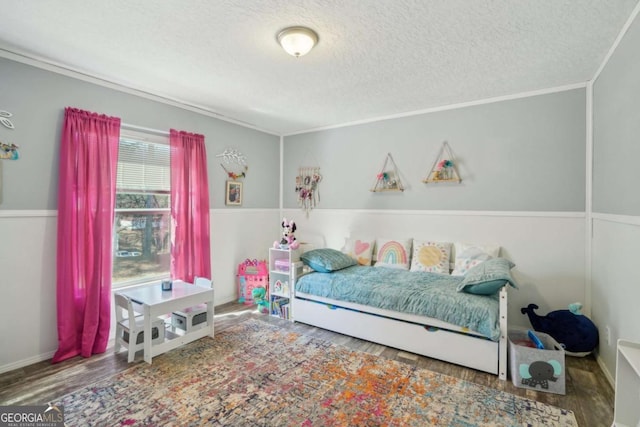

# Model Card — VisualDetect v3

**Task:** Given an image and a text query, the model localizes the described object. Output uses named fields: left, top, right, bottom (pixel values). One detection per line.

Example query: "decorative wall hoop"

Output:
left=216, top=148, right=248, bottom=180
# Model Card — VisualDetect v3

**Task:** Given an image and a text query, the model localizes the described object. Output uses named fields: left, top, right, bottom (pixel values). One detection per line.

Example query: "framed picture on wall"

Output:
left=225, top=180, right=242, bottom=206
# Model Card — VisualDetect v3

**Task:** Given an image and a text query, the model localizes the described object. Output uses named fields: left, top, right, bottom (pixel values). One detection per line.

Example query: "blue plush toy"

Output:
left=521, top=303, right=599, bottom=356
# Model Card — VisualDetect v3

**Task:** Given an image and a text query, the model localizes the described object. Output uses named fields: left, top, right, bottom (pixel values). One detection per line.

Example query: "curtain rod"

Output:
left=121, top=122, right=170, bottom=136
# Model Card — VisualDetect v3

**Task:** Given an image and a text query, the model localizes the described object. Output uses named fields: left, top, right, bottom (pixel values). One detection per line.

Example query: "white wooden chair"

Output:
left=194, top=276, right=212, bottom=288
left=114, top=293, right=165, bottom=362
left=171, top=277, right=213, bottom=332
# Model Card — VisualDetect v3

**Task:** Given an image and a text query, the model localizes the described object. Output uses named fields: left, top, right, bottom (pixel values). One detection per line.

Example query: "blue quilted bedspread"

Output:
left=295, top=266, right=501, bottom=340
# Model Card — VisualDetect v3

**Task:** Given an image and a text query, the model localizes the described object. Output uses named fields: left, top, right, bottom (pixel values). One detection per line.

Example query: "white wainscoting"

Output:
left=210, top=209, right=281, bottom=304
left=0, top=211, right=58, bottom=373
left=591, top=214, right=640, bottom=385
left=0, top=208, right=584, bottom=373
left=0, top=209, right=280, bottom=374
left=285, top=209, right=587, bottom=331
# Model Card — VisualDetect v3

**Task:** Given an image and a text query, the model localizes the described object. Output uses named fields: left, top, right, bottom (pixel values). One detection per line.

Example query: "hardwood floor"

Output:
left=0, top=302, right=613, bottom=426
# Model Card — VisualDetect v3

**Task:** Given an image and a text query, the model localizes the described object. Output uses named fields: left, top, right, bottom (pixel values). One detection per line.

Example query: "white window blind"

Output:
left=116, top=138, right=170, bottom=192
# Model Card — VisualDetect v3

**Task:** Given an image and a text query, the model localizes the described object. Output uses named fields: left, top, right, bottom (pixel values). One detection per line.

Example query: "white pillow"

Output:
left=451, top=243, right=501, bottom=276
left=342, top=237, right=375, bottom=266
left=410, top=241, right=452, bottom=274
left=374, top=238, right=412, bottom=270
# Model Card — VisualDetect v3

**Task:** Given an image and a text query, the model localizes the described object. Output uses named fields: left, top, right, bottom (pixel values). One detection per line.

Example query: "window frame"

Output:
left=112, top=129, right=172, bottom=289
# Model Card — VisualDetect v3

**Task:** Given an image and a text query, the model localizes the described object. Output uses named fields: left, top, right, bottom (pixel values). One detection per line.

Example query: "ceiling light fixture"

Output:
left=277, top=26, right=318, bottom=58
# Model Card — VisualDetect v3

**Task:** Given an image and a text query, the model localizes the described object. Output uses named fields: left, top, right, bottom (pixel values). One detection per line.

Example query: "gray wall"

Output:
left=0, top=57, right=279, bottom=210
left=283, top=89, right=586, bottom=211
left=591, top=11, right=640, bottom=379
left=593, top=16, right=640, bottom=215
left=0, top=57, right=281, bottom=372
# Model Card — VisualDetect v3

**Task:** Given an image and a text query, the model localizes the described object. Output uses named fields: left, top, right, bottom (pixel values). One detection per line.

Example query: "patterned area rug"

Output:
left=56, top=319, right=577, bottom=426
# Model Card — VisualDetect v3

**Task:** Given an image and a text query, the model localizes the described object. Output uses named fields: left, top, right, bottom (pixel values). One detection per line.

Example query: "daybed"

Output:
left=291, top=245, right=515, bottom=380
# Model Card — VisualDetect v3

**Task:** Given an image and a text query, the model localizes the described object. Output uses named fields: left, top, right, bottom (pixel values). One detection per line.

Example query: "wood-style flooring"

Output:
left=0, top=302, right=613, bottom=426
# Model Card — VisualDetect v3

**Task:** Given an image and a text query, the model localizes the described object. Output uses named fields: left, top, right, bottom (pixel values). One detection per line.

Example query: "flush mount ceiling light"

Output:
left=277, top=26, right=318, bottom=58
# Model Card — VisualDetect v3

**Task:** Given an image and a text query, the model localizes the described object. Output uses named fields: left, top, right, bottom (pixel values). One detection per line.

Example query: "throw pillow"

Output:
left=451, top=242, right=501, bottom=276
left=300, top=248, right=357, bottom=273
left=457, top=257, right=518, bottom=295
left=374, top=238, right=412, bottom=270
left=410, top=240, right=452, bottom=274
left=342, top=237, right=375, bottom=266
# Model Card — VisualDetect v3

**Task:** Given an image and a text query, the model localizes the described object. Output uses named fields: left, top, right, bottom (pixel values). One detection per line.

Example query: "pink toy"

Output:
left=236, top=259, right=268, bottom=305
left=273, top=218, right=300, bottom=250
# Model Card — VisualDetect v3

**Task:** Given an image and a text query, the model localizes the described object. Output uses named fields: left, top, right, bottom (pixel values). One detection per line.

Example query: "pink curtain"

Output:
left=53, top=108, right=120, bottom=363
left=170, top=129, right=211, bottom=283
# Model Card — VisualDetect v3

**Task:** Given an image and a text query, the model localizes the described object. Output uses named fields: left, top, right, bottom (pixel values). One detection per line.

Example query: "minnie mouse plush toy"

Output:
left=273, top=218, right=300, bottom=250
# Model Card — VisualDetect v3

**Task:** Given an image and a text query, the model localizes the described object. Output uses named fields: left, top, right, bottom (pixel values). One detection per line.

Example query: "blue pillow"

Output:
left=457, top=257, right=518, bottom=295
left=301, top=248, right=357, bottom=273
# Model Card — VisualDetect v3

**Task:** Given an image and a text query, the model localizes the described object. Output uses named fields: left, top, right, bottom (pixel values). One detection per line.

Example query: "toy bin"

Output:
left=274, top=259, right=290, bottom=272
left=508, top=329, right=565, bottom=395
left=236, top=259, right=268, bottom=305
left=171, top=307, right=208, bottom=332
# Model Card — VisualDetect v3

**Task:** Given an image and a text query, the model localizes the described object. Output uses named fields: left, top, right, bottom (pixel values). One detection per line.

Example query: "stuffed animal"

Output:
left=273, top=218, right=300, bottom=250
left=252, top=286, right=269, bottom=314
left=521, top=303, right=599, bottom=356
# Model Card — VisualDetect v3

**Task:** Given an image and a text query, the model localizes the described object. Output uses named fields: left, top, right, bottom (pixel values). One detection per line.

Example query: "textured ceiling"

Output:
left=0, top=0, right=637, bottom=135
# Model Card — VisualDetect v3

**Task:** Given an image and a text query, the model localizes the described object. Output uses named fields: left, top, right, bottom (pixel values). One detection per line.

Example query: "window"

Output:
left=112, top=130, right=171, bottom=287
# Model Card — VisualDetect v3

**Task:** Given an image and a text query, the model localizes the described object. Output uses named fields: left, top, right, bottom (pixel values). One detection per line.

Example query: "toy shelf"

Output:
left=268, top=248, right=300, bottom=321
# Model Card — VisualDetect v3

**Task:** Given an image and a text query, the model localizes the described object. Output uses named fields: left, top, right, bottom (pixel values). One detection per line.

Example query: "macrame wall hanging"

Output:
left=295, top=165, right=322, bottom=216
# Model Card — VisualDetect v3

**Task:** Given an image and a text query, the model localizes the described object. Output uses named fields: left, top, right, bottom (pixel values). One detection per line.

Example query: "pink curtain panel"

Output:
left=170, top=129, right=211, bottom=283
left=53, top=107, right=120, bottom=363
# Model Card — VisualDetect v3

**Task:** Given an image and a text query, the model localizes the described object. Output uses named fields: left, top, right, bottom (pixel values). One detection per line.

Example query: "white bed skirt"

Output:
left=293, top=287, right=508, bottom=380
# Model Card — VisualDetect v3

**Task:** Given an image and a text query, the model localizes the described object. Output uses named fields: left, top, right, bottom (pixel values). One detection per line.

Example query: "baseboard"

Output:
left=595, top=350, right=615, bottom=388
left=216, top=295, right=241, bottom=307
left=0, top=298, right=241, bottom=375
left=0, top=350, right=56, bottom=375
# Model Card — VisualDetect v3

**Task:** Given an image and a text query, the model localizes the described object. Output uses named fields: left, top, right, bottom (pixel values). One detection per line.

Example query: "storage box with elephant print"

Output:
left=508, top=329, right=565, bottom=395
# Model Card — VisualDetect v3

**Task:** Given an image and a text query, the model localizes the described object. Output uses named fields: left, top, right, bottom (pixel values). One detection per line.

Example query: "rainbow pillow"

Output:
left=374, top=238, right=412, bottom=270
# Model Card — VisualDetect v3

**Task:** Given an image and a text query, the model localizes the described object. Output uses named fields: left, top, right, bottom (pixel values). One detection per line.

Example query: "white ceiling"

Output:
left=0, top=0, right=637, bottom=135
